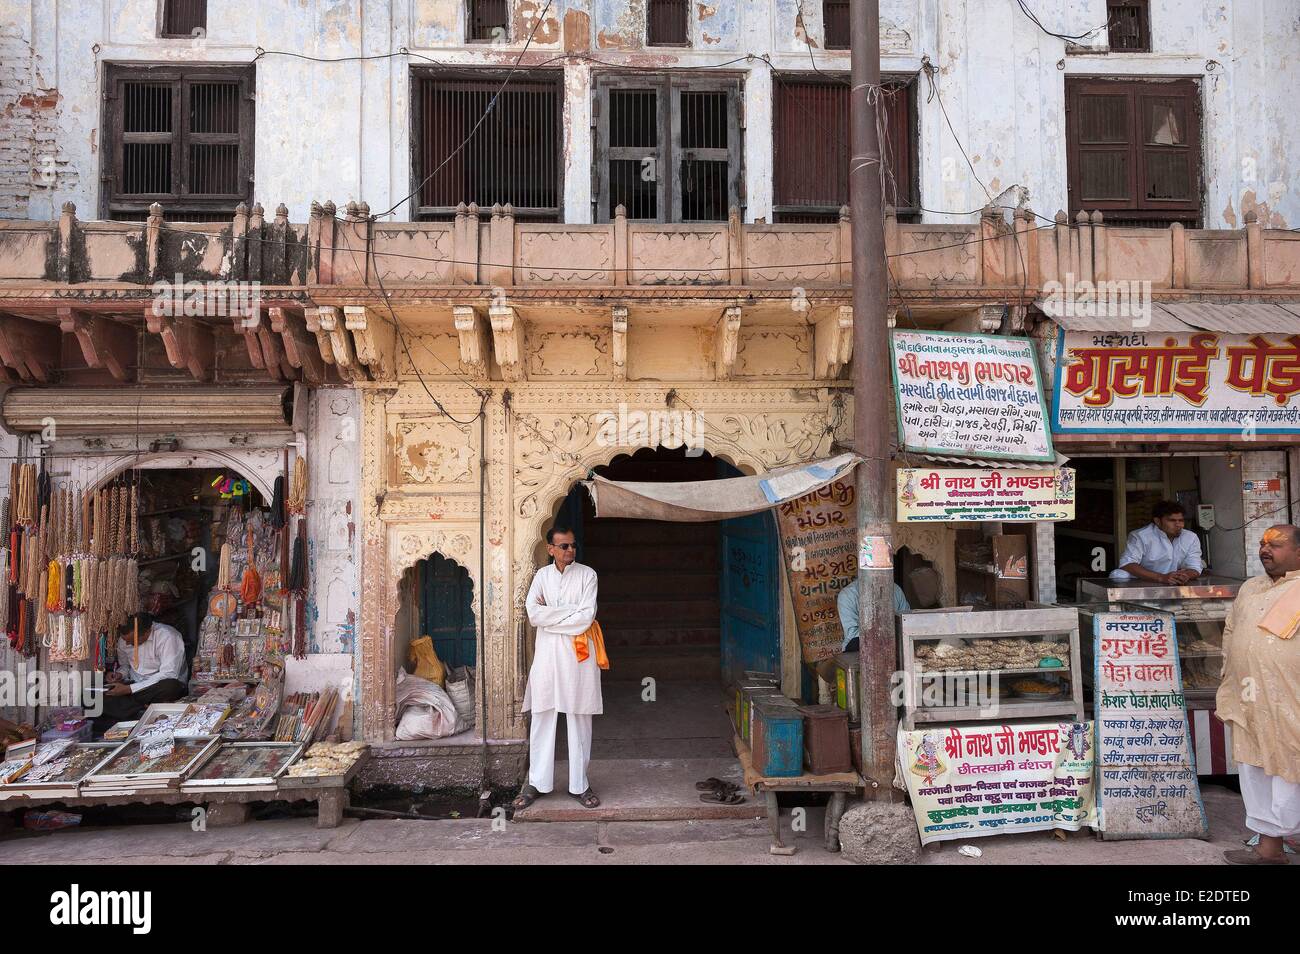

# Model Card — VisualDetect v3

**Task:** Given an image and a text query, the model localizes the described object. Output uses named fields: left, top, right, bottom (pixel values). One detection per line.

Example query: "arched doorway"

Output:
left=553, top=446, right=781, bottom=758
left=394, top=552, right=476, bottom=679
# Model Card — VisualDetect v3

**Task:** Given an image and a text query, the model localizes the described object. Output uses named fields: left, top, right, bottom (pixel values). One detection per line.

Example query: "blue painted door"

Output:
left=419, top=553, right=476, bottom=668
left=719, top=508, right=781, bottom=684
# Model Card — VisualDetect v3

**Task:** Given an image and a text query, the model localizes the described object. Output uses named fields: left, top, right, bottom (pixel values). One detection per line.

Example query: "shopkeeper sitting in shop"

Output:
left=91, top=612, right=188, bottom=736
left=837, top=580, right=911, bottom=652
left=1109, top=500, right=1204, bottom=585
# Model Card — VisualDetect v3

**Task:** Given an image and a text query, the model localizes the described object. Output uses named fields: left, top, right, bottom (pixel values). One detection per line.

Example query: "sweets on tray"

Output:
left=915, top=637, right=1069, bottom=672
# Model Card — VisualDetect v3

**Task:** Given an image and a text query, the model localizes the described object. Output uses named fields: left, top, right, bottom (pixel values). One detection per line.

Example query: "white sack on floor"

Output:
left=394, top=669, right=459, bottom=740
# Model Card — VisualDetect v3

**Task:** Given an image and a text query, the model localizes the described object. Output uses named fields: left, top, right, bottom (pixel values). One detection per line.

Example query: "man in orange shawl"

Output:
left=1218, top=525, right=1300, bottom=865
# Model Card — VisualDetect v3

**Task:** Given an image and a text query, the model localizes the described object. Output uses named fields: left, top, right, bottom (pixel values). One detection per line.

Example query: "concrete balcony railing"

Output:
left=1, top=200, right=1297, bottom=296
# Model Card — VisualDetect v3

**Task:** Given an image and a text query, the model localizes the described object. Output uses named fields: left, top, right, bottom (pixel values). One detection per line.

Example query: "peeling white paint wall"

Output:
left=1, top=1, right=1296, bottom=226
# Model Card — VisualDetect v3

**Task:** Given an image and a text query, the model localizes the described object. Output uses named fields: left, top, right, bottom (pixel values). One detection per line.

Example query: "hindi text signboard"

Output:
left=1053, top=329, right=1300, bottom=434
left=1093, top=611, right=1209, bottom=839
left=897, top=467, right=1076, bottom=522
left=890, top=330, right=1054, bottom=462
left=776, top=479, right=856, bottom=664
left=898, top=721, right=1098, bottom=845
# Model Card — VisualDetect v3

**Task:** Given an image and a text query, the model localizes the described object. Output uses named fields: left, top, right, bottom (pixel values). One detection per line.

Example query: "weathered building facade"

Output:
left=1, top=0, right=1298, bottom=782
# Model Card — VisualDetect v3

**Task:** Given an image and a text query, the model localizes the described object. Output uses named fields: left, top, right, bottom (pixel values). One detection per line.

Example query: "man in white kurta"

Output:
left=515, top=526, right=602, bottom=808
left=1218, top=525, right=1300, bottom=865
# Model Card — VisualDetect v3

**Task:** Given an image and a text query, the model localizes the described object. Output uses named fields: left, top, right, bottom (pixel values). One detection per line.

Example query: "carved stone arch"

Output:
left=510, top=426, right=783, bottom=613
left=81, top=449, right=279, bottom=497
left=381, top=525, right=482, bottom=714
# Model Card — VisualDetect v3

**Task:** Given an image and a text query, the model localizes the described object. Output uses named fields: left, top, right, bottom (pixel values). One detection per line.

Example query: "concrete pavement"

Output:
left=0, top=782, right=1258, bottom=865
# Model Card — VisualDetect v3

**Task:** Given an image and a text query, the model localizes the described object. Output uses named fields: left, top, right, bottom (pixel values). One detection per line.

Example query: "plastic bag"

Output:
left=393, top=670, right=458, bottom=740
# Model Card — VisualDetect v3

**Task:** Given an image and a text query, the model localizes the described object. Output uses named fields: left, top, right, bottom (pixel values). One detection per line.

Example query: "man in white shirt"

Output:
left=92, top=612, right=188, bottom=736
left=1110, top=500, right=1204, bottom=585
left=512, top=525, right=602, bottom=811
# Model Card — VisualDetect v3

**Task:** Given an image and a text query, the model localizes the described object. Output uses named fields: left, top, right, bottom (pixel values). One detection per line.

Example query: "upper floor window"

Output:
left=1066, top=77, right=1201, bottom=228
left=594, top=74, right=741, bottom=223
left=823, top=0, right=849, bottom=50
left=161, top=0, right=207, bottom=39
left=467, top=0, right=509, bottom=43
left=773, top=75, right=918, bottom=222
left=1106, top=1, right=1151, bottom=53
left=101, top=64, right=254, bottom=221
left=413, top=71, right=562, bottom=221
left=647, top=0, right=689, bottom=46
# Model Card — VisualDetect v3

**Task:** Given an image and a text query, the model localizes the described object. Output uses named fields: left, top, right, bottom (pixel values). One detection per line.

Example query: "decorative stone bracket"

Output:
left=453, top=305, right=490, bottom=378
left=715, top=304, right=743, bottom=380
left=814, top=305, right=854, bottom=379
left=489, top=304, right=526, bottom=382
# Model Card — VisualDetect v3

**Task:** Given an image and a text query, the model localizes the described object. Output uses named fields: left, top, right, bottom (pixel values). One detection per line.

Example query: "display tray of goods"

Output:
left=283, top=741, right=367, bottom=780
left=1005, top=675, right=1070, bottom=701
left=914, top=637, right=1070, bottom=673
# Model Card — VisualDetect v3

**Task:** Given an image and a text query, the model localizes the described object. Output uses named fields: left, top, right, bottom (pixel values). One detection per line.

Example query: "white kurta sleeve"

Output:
left=527, top=567, right=597, bottom=635
left=130, top=629, right=187, bottom=693
left=1182, top=533, right=1204, bottom=573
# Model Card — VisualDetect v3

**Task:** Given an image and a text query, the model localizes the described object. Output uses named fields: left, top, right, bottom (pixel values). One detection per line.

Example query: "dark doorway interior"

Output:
left=554, top=446, right=781, bottom=759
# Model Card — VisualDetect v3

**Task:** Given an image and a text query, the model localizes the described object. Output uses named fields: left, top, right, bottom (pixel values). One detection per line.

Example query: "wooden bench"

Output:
left=0, top=755, right=365, bottom=830
left=735, top=735, right=862, bottom=855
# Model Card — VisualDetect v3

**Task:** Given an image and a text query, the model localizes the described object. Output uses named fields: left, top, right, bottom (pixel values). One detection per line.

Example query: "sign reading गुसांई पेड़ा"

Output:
left=889, top=330, right=1055, bottom=462
left=1052, top=329, right=1300, bottom=434
left=1093, top=611, right=1209, bottom=840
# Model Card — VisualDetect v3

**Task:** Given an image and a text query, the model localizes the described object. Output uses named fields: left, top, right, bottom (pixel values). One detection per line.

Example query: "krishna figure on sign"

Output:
left=910, top=731, right=946, bottom=784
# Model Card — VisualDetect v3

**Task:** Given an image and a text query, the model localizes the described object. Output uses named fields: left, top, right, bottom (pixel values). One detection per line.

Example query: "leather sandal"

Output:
left=695, top=777, right=739, bottom=793
left=570, top=788, right=601, bottom=808
left=511, top=784, right=542, bottom=811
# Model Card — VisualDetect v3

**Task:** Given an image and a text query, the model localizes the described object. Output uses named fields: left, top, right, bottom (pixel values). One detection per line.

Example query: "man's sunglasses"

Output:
left=551, top=542, right=576, bottom=551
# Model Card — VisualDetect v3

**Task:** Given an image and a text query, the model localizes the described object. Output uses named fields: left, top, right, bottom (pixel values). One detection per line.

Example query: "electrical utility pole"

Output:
left=850, top=0, right=900, bottom=799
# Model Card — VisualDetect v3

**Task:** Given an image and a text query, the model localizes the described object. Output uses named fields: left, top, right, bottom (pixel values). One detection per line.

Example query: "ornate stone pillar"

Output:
left=358, top=384, right=397, bottom=741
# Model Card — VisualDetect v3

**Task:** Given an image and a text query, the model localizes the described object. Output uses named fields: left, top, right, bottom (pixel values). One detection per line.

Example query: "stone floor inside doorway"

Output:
left=512, top=677, right=759, bottom=822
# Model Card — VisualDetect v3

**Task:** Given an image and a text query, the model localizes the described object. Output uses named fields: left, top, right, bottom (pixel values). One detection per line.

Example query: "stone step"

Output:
left=511, top=757, right=759, bottom=823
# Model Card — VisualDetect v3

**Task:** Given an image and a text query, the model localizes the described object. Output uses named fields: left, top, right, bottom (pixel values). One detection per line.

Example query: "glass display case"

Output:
left=1074, top=576, right=1240, bottom=707
left=898, top=605, right=1084, bottom=729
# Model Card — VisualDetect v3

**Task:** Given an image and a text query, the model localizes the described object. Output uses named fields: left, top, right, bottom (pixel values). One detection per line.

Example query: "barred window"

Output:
left=647, top=0, right=689, bottom=46
left=772, top=75, right=918, bottom=222
left=161, top=0, right=207, bottom=39
left=595, top=75, right=742, bottom=223
left=467, top=0, right=509, bottom=42
left=414, top=71, right=562, bottom=220
left=102, top=64, right=253, bottom=221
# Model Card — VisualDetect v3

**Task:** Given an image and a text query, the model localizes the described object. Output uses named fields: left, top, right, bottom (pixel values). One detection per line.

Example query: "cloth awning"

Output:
left=1036, top=299, right=1300, bottom=334
left=582, top=453, right=862, bottom=522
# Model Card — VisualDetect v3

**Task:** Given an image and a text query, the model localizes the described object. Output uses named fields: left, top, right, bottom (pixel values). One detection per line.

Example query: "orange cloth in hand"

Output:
left=574, top=620, right=609, bottom=670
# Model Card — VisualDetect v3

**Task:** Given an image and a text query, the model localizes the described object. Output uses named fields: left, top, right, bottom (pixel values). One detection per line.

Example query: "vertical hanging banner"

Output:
left=1093, top=612, right=1209, bottom=839
left=776, top=479, right=857, bottom=663
left=890, top=330, right=1055, bottom=462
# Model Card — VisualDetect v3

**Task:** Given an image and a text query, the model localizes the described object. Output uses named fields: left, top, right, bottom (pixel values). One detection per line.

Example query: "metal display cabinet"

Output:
left=1075, top=576, right=1242, bottom=709
left=899, top=605, right=1085, bottom=730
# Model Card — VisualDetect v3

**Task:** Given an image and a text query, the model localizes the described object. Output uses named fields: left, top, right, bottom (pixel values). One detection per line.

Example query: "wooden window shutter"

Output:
left=1137, top=81, right=1198, bottom=209
left=1067, top=77, right=1200, bottom=224
left=1068, top=79, right=1137, bottom=208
